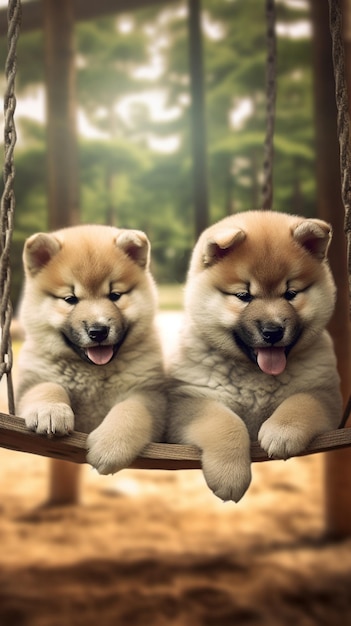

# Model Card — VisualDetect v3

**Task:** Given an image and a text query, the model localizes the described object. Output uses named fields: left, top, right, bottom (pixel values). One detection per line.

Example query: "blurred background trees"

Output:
left=1, top=0, right=316, bottom=306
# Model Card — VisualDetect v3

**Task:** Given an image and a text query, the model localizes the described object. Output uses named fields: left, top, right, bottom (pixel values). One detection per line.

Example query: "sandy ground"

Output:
left=0, top=313, right=351, bottom=625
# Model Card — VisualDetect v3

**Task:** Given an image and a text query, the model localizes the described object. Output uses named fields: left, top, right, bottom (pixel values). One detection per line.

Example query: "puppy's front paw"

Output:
left=258, top=419, right=310, bottom=459
left=201, top=450, right=252, bottom=503
left=87, top=424, right=136, bottom=475
left=23, top=403, right=74, bottom=436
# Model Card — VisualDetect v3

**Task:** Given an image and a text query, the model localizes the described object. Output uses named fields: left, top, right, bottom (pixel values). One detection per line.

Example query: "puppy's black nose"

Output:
left=88, top=325, right=109, bottom=343
left=261, top=325, right=284, bottom=345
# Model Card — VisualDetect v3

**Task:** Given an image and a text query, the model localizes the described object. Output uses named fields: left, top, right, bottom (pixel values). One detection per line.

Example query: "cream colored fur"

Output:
left=167, top=211, right=342, bottom=502
left=17, top=224, right=166, bottom=503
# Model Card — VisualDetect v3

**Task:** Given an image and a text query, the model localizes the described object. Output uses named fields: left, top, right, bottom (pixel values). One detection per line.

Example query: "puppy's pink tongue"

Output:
left=256, top=347, right=286, bottom=376
left=86, top=346, right=114, bottom=365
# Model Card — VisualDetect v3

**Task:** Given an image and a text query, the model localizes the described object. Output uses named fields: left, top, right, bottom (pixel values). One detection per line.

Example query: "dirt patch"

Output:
left=0, top=448, right=350, bottom=626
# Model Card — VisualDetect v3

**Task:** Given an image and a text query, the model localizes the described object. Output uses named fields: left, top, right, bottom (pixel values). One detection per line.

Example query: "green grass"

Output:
left=158, top=284, right=184, bottom=311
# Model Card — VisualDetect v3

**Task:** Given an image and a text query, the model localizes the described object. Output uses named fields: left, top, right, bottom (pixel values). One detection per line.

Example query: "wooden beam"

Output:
left=0, top=0, right=172, bottom=37
left=1, top=413, right=351, bottom=470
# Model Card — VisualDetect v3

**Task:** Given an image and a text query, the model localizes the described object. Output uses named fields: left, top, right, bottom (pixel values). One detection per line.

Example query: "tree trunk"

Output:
left=43, top=0, right=81, bottom=504
left=43, top=0, right=80, bottom=229
left=310, top=0, right=351, bottom=538
left=187, top=0, right=209, bottom=238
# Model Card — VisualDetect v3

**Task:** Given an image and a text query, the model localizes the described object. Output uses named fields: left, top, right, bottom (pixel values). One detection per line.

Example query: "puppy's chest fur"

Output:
left=170, top=331, right=336, bottom=439
left=18, top=341, right=162, bottom=432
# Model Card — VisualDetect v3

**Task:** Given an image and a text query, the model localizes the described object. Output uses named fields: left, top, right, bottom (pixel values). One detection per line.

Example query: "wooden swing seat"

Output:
left=1, top=411, right=351, bottom=471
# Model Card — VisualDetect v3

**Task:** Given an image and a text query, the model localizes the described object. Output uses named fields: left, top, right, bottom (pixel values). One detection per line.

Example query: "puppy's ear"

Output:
left=116, top=229, right=150, bottom=268
left=203, top=228, right=246, bottom=266
left=23, top=233, right=61, bottom=276
left=292, top=219, right=332, bottom=260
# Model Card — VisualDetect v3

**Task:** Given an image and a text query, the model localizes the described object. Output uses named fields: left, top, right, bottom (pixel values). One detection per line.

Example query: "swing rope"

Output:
left=0, top=0, right=21, bottom=416
left=261, top=0, right=277, bottom=211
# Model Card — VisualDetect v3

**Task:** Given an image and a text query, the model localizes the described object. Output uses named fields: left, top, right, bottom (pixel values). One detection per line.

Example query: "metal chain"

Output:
left=261, top=0, right=277, bottom=210
left=328, top=0, right=351, bottom=315
left=0, top=0, right=21, bottom=415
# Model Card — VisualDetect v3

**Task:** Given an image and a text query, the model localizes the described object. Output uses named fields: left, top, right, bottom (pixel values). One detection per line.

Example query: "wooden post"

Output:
left=187, top=0, right=209, bottom=238
left=42, top=0, right=80, bottom=502
left=43, top=0, right=80, bottom=229
left=311, top=0, right=351, bottom=538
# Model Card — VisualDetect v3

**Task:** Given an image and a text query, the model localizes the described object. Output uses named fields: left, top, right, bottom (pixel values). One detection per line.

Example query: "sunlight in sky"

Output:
left=230, top=98, right=253, bottom=129
left=277, top=20, right=311, bottom=39
left=0, top=0, right=311, bottom=152
left=16, top=86, right=45, bottom=123
left=1, top=86, right=110, bottom=142
left=1, top=85, right=181, bottom=153
left=116, top=90, right=181, bottom=124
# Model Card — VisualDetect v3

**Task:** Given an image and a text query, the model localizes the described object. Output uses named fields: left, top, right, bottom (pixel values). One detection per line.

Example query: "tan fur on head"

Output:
left=24, top=233, right=61, bottom=276
left=203, top=228, right=246, bottom=266
left=24, top=224, right=151, bottom=283
left=116, top=229, right=150, bottom=268
left=291, top=218, right=331, bottom=260
left=191, top=211, right=332, bottom=274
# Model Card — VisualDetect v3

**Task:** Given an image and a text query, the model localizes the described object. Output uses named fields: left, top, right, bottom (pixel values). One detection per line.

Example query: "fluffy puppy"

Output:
left=167, top=211, right=342, bottom=502
left=17, top=224, right=166, bottom=502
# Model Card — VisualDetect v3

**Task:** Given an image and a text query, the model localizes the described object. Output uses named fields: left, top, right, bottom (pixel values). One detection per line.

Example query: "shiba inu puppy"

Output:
left=167, top=211, right=342, bottom=502
left=16, top=224, right=166, bottom=503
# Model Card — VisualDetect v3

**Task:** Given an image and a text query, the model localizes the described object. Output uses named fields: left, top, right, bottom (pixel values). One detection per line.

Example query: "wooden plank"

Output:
left=0, top=412, right=88, bottom=464
left=1, top=412, right=351, bottom=470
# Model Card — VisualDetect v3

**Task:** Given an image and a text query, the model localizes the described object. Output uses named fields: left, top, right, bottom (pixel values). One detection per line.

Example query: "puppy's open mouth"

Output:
left=234, top=333, right=295, bottom=376
left=85, top=345, right=116, bottom=365
left=255, top=347, right=287, bottom=376
left=63, top=332, right=128, bottom=365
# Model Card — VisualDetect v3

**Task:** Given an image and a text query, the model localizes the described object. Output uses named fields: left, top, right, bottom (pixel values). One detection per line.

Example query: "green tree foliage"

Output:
left=1, top=0, right=316, bottom=307
left=203, top=0, right=315, bottom=217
